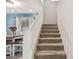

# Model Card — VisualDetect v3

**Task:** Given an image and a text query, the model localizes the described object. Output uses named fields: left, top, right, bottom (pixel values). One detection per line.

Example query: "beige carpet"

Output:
left=34, top=24, right=66, bottom=59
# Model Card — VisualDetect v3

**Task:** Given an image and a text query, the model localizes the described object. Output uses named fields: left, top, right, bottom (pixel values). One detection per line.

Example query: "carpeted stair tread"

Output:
left=34, top=24, right=66, bottom=59
left=40, top=33, right=60, bottom=37
left=40, top=37, right=61, bottom=40
left=38, top=43, right=63, bottom=46
left=35, top=50, right=65, bottom=55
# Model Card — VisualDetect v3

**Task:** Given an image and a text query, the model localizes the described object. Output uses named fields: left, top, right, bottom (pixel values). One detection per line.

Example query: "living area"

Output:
left=6, top=12, right=39, bottom=59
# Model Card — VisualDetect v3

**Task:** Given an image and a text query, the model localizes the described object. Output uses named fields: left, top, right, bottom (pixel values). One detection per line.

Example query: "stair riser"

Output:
left=35, top=55, right=66, bottom=59
left=40, top=34, right=60, bottom=38
left=37, top=46, right=64, bottom=50
left=42, top=27, right=58, bottom=29
left=42, top=28, right=58, bottom=31
left=40, top=36, right=60, bottom=38
left=43, top=24, right=57, bottom=25
left=41, top=31, right=59, bottom=33
left=39, top=39, right=62, bottom=43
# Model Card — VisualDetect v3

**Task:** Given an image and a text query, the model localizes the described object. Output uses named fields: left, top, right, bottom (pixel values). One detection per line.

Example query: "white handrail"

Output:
left=28, top=17, right=38, bottom=30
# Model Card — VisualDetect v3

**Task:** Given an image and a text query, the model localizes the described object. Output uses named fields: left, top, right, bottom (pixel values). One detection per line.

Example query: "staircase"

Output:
left=34, top=24, right=66, bottom=59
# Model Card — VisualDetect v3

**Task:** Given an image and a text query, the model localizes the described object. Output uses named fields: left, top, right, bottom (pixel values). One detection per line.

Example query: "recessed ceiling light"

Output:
left=41, top=0, right=44, bottom=3
left=51, top=0, right=58, bottom=1
left=10, top=0, right=15, bottom=2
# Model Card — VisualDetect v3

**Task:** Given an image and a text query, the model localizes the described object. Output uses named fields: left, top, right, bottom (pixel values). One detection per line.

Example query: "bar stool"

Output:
left=6, top=44, right=11, bottom=56
left=11, top=37, right=23, bottom=56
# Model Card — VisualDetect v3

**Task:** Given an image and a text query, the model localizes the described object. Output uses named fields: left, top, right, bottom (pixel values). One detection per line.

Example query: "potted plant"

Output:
left=9, top=25, right=17, bottom=37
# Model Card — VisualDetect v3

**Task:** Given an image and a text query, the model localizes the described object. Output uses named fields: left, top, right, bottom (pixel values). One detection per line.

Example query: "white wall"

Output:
left=23, top=11, right=43, bottom=59
left=22, top=0, right=43, bottom=59
left=57, top=0, right=73, bottom=59
left=43, top=0, right=57, bottom=24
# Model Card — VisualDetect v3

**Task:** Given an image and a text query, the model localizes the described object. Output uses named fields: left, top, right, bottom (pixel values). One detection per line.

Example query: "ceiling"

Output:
left=6, top=0, right=58, bottom=13
left=6, top=0, right=42, bottom=13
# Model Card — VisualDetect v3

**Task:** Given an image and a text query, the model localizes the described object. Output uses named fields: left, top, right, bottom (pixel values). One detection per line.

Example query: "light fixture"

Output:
left=6, top=0, right=15, bottom=7
left=10, top=0, right=15, bottom=2
left=51, top=0, right=59, bottom=1
left=6, top=0, right=14, bottom=4
left=41, top=0, right=44, bottom=3
left=6, top=0, right=19, bottom=8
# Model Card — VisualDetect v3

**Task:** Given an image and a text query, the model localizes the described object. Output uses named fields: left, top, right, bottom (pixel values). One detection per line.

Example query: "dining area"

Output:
left=6, top=14, right=24, bottom=58
left=6, top=35, right=23, bottom=59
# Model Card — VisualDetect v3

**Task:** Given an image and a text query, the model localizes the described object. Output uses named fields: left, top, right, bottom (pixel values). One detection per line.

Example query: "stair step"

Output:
left=40, top=37, right=61, bottom=40
left=34, top=24, right=66, bottom=59
left=39, top=38, right=62, bottom=43
left=40, top=33, right=60, bottom=38
left=35, top=51, right=66, bottom=59
left=41, top=29, right=59, bottom=33
left=42, top=29, right=59, bottom=31
left=43, top=24, right=57, bottom=26
left=42, top=26, right=58, bottom=29
left=37, top=43, right=64, bottom=50
left=38, top=43, right=63, bottom=46
left=35, top=50, right=65, bottom=55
